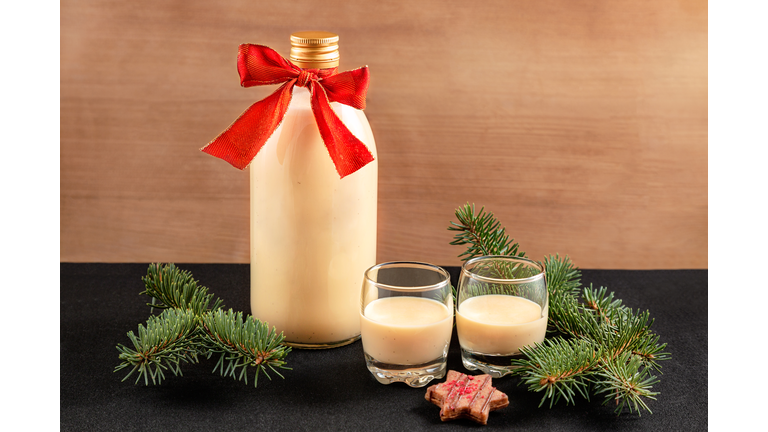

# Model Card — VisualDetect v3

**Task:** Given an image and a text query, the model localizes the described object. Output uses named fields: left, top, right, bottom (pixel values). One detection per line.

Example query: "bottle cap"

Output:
left=290, top=31, right=340, bottom=69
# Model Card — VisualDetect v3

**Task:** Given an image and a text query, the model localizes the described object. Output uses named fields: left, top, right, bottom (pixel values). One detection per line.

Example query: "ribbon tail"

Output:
left=202, top=81, right=295, bottom=169
left=309, top=82, right=375, bottom=178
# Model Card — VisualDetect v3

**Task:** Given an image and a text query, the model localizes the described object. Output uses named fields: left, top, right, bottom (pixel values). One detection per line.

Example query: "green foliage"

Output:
left=511, top=338, right=601, bottom=408
left=593, top=351, right=659, bottom=415
left=200, top=309, right=291, bottom=387
left=115, top=308, right=201, bottom=385
left=140, top=263, right=224, bottom=315
left=449, top=203, right=669, bottom=416
left=448, top=204, right=525, bottom=261
left=115, top=263, right=290, bottom=387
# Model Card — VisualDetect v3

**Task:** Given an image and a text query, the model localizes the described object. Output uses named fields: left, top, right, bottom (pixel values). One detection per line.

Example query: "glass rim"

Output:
left=364, top=261, right=451, bottom=292
left=461, top=255, right=545, bottom=284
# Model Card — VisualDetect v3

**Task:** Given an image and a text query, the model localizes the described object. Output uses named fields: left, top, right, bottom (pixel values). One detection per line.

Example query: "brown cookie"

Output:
left=425, top=370, right=509, bottom=425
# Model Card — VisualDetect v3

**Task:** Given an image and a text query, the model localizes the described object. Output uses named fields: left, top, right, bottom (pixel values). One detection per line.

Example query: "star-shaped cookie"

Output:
left=425, top=370, right=509, bottom=425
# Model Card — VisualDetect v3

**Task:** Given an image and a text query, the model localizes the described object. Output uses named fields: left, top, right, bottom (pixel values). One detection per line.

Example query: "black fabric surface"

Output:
left=60, top=264, right=707, bottom=431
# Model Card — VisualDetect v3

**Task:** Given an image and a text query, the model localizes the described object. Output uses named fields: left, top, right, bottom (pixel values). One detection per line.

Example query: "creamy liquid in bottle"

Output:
left=250, top=32, right=377, bottom=348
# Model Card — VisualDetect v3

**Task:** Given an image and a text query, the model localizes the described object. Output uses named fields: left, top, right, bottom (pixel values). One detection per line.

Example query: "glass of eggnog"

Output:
left=456, top=256, right=548, bottom=378
left=360, top=262, right=453, bottom=388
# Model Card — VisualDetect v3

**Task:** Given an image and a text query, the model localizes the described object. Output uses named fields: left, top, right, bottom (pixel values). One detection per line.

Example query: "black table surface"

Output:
left=60, top=264, right=707, bottom=431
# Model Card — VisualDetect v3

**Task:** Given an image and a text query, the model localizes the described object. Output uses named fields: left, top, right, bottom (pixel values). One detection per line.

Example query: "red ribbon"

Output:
left=201, top=44, right=374, bottom=178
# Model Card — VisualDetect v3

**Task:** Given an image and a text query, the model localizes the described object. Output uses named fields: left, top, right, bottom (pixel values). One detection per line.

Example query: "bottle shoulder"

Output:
left=285, top=86, right=376, bottom=153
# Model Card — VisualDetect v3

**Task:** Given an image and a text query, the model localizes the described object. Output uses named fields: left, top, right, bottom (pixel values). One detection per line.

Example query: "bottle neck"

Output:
left=298, top=67, right=339, bottom=79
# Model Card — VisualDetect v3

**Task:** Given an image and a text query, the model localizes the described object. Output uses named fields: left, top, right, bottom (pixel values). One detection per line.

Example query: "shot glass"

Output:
left=456, top=256, right=548, bottom=378
left=360, top=262, right=453, bottom=387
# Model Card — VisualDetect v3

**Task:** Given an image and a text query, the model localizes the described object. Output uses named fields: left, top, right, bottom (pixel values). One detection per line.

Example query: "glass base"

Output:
left=461, top=347, right=524, bottom=378
left=364, top=352, right=447, bottom=388
left=283, top=334, right=360, bottom=349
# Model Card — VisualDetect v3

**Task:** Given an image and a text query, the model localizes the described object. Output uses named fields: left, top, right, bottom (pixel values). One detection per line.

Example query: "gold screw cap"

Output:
left=290, top=31, right=340, bottom=69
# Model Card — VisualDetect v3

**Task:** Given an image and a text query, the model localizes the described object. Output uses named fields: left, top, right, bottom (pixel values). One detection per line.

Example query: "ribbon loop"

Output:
left=202, top=44, right=374, bottom=178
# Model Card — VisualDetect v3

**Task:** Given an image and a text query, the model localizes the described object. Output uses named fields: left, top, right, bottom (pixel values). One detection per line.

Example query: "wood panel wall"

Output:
left=61, top=0, right=708, bottom=269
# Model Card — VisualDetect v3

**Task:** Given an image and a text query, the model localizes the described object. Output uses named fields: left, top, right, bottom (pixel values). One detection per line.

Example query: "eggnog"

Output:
left=361, top=296, right=453, bottom=365
left=250, top=85, right=377, bottom=347
left=457, top=295, right=547, bottom=355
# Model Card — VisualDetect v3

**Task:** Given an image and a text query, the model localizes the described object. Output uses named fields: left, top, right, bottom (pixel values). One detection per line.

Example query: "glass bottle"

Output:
left=249, top=31, right=378, bottom=348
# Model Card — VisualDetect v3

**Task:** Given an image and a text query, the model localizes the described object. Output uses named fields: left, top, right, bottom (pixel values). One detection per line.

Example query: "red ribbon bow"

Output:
left=201, top=44, right=374, bottom=178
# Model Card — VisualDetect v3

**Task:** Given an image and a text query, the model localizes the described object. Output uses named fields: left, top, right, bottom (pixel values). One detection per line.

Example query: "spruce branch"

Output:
left=199, top=309, right=291, bottom=387
left=140, top=263, right=224, bottom=315
left=449, top=203, right=525, bottom=261
left=543, top=254, right=582, bottom=335
left=511, top=338, right=601, bottom=408
left=593, top=352, right=659, bottom=415
left=582, top=285, right=629, bottom=327
left=448, top=204, right=669, bottom=415
left=114, top=308, right=201, bottom=385
left=116, top=263, right=290, bottom=388
left=543, top=254, right=581, bottom=300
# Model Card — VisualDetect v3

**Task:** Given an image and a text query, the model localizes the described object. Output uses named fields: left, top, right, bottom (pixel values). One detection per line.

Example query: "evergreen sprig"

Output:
left=512, top=338, right=601, bottom=408
left=140, top=263, right=224, bottom=315
left=449, top=203, right=669, bottom=415
left=449, top=204, right=525, bottom=261
left=115, top=308, right=201, bottom=385
left=593, top=351, right=660, bottom=415
left=200, top=309, right=291, bottom=387
left=115, top=263, right=290, bottom=387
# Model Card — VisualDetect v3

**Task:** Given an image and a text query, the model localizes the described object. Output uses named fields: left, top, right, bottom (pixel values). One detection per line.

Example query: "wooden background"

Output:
left=61, top=0, right=707, bottom=269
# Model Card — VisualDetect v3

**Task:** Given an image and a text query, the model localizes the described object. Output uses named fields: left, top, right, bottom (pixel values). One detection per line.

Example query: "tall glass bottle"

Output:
left=249, top=31, right=378, bottom=348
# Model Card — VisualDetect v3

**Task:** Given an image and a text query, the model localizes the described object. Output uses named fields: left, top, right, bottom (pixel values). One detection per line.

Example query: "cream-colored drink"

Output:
left=457, top=295, right=547, bottom=355
left=250, top=85, right=377, bottom=347
left=361, top=297, right=453, bottom=365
